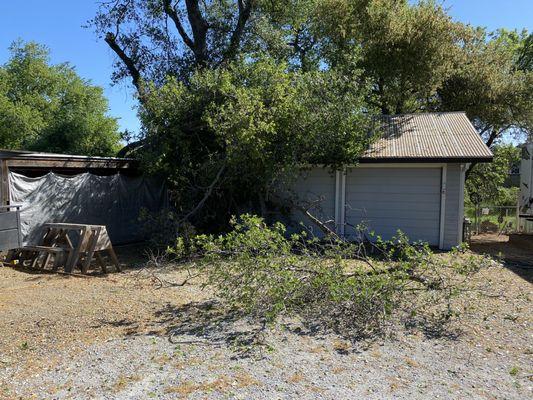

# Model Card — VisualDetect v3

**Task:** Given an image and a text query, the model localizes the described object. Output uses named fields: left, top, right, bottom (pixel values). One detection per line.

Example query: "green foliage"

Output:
left=466, top=144, right=521, bottom=206
left=140, top=57, right=373, bottom=228
left=0, top=41, right=121, bottom=155
left=316, top=0, right=464, bottom=114
left=169, top=214, right=488, bottom=338
left=439, top=29, right=533, bottom=143
left=316, top=2, right=532, bottom=140
left=92, top=0, right=531, bottom=227
left=496, top=187, right=520, bottom=207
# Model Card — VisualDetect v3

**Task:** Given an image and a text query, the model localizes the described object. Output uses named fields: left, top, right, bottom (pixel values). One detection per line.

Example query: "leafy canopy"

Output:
left=316, top=0, right=464, bottom=113
left=0, top=41, right=121, bottom=156
left=316, top=1, right=532, bottom=143
left=93, top=1, right=533, bottom=152
left=439, top=29, right=533, bottom=146
left=466, top=144, right=521, bottom=206
left=92, top=0, right=532, bottom=226
left=140, top=57, right=373, bottom=225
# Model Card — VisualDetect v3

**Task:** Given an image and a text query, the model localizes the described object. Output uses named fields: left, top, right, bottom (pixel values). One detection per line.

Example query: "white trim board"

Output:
left=334, top=170, right=341, bottom=233
left=439, top=165, right=447, bottom=249
left=458, top=164, right=466, bottom=244
left=340, top=169, right=346, bottom=237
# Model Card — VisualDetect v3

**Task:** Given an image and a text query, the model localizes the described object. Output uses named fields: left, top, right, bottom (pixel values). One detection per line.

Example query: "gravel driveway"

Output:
left=0, top=246, right=531, bottom=399
left=6, top=322, right=531, bottom=400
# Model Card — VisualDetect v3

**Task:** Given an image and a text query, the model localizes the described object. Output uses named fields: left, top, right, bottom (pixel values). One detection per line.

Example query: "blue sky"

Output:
left=0, top=1, right=531, bottom=136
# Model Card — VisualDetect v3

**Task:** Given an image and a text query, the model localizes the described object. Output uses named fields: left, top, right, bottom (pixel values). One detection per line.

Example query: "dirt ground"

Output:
left=470, top=233, right=533, bottom=264
left=0, top=240, right=531, bottom=399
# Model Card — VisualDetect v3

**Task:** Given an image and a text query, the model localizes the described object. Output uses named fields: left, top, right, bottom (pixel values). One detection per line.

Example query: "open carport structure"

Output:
left=0, top=149, right=167, bottom=248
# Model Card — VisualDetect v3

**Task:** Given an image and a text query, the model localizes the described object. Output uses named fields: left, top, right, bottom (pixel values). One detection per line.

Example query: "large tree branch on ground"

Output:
left=162, top=0, right=195, bottom=51
left=178, top=163, right=226, bottom=224
left=276, top=199, right=441, bottom=288
left=223, top=0, right=253, bottom=62
left=105, top=32, right=145, bottom=99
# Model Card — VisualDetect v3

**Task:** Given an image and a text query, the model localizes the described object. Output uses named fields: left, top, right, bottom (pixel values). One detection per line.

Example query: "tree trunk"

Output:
left=185, top=0, right=209, bottom=66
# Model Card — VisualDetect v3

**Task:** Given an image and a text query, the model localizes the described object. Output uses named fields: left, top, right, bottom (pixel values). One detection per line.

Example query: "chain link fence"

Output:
left=464, top=205, right=518, bottom=236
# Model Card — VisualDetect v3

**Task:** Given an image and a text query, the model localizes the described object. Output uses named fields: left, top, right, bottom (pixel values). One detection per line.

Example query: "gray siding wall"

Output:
left=282, top=164, right=465, bottom=249
left=442, top=163, right=464, bottom=249
left=280, top=167, right=337, bottom=237
left=344, top=167, right=441, bottom=245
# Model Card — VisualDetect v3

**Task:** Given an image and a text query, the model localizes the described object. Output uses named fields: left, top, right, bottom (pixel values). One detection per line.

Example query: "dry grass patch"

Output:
left=332, top=339, right=351, bottom=353
left=233, top=371, right=262, bottom=388
left=287, top=372, right=305, bottom=384
left=388, top=376, right=408, bottom=392
left=307, top=345, right=326, bottom=354
left=164, top=372, right=261, bottom=397
left=404, top=357, right=420, bottom=368
left=331, top=366, right=346, bottom=374
left=112, top=374, right=142, bottom=393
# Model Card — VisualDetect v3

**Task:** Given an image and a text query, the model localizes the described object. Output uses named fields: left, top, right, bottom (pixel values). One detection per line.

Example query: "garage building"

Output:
left=286, top=112, right=493, bottom=249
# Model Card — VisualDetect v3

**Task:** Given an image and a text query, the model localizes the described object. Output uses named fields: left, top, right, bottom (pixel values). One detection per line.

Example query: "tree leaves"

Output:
left=439, top=29, right=533, bottom=144
left=466, top=144, right=521, bottom=206
left=0, top=41, right=121, bottom=156
left=90, top=1, right=531, bottom=227
left=139, top=57, right=372, bottom=227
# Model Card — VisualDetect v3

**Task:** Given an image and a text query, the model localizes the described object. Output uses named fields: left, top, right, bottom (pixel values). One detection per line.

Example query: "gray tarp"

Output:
left=9, top=171, right=168, bottom=245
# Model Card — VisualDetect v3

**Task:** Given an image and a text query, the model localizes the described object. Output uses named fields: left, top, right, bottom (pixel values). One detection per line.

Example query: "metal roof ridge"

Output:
left=377, top=111, right=467, bottom=118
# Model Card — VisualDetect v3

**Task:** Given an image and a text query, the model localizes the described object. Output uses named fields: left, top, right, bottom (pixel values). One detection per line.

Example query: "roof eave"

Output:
left=6, top=156, right=136, bottom=170
left=359, top=156, right=493, bottom=164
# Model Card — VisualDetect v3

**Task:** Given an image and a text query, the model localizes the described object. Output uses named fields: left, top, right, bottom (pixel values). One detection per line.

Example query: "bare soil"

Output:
left=470, top=233, right=533, bottom=268
left=0, top=241, right=531, bottom=399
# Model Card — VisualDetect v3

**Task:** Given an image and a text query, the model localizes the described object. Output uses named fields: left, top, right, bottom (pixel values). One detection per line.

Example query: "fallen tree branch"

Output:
left=270, top=192, right=342, bottom=240
left=295, top=201, right=340, bottom=239
left=178, top=163, right=226, bottom=225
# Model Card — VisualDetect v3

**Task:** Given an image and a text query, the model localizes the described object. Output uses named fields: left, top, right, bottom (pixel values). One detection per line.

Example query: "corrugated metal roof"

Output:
left=0, top=148, right=133, bottom=162
left=0, top=149, right=135, bottom=170
left=361, top=112, right=493, bottom=162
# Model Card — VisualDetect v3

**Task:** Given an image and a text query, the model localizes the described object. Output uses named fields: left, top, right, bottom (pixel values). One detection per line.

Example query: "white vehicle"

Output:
left=519, top=142, right=533, bottom=233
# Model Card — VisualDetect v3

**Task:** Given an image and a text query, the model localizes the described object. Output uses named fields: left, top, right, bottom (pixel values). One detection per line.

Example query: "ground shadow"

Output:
left=5, top=242, right=147, bottom=277
left=469, top=234, right=533, bottom=284
left=141, top=297, right=464, bottom=358
left=8, top=263, right=116, bottom=278
left=152, top=300, right=269, bottom=359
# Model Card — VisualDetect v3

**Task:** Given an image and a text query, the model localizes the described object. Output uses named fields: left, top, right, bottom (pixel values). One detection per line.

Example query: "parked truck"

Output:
left=519, top=142, right=533, bottom=233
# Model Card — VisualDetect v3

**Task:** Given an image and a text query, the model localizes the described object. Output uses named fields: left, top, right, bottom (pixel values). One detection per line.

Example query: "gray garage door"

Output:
left=344, top=167, right=442, bottom=245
